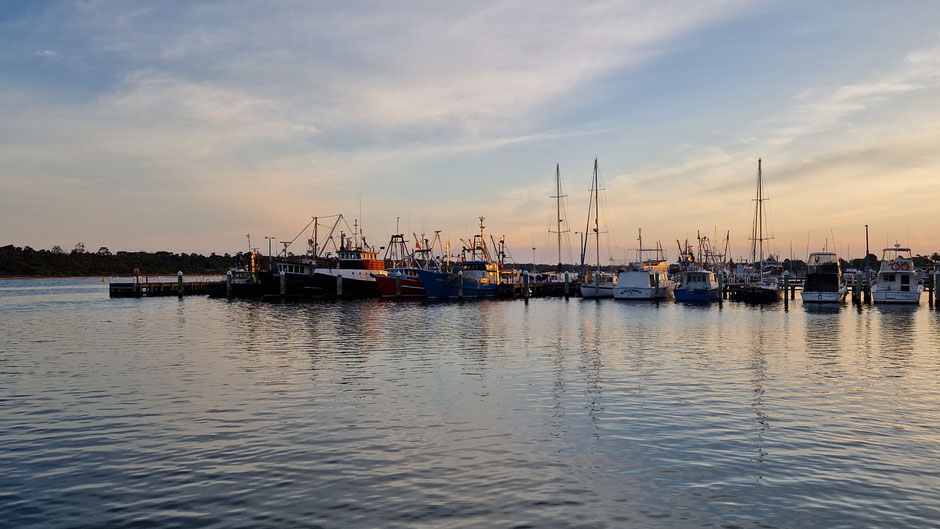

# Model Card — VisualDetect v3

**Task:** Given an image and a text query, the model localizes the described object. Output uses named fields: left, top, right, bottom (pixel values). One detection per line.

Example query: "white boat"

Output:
left=614, top=263, right=674, bottom=300
left=613, top=231, right=674, bottom=300
left=580, top=158, right=615, bottom=298
left=581, top=271, right=616, bottom=298
left=801, top=251, right=847, bottom=303
left=872, top=244, right=923, bottom=304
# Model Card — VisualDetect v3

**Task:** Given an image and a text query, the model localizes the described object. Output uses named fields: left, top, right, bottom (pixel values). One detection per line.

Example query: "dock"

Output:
left=109, top=275, right=222, bottom=298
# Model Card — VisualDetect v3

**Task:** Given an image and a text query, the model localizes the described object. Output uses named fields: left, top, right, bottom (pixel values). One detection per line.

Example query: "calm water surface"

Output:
left=2, top=278, right=940, bottom=528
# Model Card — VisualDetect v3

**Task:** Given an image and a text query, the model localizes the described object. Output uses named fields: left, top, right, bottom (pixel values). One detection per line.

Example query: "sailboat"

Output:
left=580, top=158, right=616, bottom=298
left=739, top=158, right=782, bottom=303
left=533, top=164, right=580, bottom=296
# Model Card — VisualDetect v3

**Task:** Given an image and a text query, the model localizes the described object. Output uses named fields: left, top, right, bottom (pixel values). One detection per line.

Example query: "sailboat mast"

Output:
left=556, top=164, right=562, bottom=268
left=758, top=158, right=764, bottom=277
left=594, top=158, right=600, bottom=272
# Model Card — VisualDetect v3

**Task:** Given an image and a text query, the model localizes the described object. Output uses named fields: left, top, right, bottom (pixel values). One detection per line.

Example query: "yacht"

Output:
left=801, top=251, right=847, bottom=303
left=872, top=244, right=923, bottom=304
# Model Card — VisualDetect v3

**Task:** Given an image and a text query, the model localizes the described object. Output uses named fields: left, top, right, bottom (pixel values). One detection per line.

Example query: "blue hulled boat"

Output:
left=673, top=270, right=720, bottom=302
left=417, top=216, right=500, bottom=299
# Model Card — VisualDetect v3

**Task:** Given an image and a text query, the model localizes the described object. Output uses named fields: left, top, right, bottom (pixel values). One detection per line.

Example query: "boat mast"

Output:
left=550, top=164, right=567, bottom=269
left=593, top=158, right=600, bottom=275
left=757, top=158, right=765, bottom=278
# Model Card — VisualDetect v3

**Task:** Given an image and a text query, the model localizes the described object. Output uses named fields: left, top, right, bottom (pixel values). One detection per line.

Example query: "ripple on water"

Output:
left=2, top=281, right=940, bottom=527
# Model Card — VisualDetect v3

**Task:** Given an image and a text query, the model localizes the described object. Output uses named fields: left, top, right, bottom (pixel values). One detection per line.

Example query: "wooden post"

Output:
left=336, top=273, right=343, bottom=297
left=395, top=273, right=401, bottom=297
left=935, top=272, right=940, bottom=310
left=457, top=270, right=464, bottom=299
left=717, top=271, right=724, bottom=306
left=279, top=271, right=286, bottom=296
left=594, top=269, right=599, bottom=298
left=855, top=271, right=863, bottom=305
left=523, top=270, right=529, bottom=301
left=177, top=271, right=183, bottom=298
left=564, top=272, right=570, bottom=298
left=783, top=271, right=789, bottom=310
left=655, top=271, right=660, bottom=299
left=226, top=271, right=233, bottom=298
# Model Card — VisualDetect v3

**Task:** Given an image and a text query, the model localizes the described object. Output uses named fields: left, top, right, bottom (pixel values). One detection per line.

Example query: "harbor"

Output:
left=105, top=158, right=940, bottom=312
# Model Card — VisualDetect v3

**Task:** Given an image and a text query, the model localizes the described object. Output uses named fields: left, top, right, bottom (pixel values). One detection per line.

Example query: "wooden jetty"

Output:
left=109, top=274, right=221, bottom=298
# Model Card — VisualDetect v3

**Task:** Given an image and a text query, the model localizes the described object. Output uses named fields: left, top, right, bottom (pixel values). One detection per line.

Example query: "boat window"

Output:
left=883, top=273, right=895, bottom=282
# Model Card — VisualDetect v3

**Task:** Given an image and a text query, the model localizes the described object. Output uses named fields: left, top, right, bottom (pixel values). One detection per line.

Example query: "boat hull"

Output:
left=614, top=285, right=675, bottom=300
left=375, top=275, right=426, bottom=298
left=801, top=288, right=847, bottom=303
left=260, top=271, right=380, bottom=299
left=416, top=269, right=497, bottom=299
left=736, top=286, right=782, bottom=303
left=673, top=286, right=719, bottom=302
left=872, top=289, right=922, bottom=304
left=580, top=283, right=614, bottom=298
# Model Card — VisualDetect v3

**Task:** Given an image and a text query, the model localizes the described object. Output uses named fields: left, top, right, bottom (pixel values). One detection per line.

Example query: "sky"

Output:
left=2, top=0, right=940, bottom=264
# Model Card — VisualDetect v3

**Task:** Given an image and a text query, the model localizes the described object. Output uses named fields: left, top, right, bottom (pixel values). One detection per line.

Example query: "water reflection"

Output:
left=804, top=304, right=842, bottom=379
left=875, top=304, right=917, bottom=378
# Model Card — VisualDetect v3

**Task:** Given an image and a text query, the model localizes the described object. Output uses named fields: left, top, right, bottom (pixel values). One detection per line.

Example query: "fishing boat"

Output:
left=613, top=230, right=674, bottom=300
left=672, top=234, right=725, bottom=302
left=872, top=244, right=923, bottom=304
left=580, top=158, right=615, bottom=298
left=738, top=159, right=782, bottom=303
left=311, top=230, right=386, bottom=298
left=374, top=232, right=442, bottom=298
left=262, top=215, right=386, bottom=299
left=416, top=217, right=500, bottom=299
left=207, top=250, right=265, bottom=298
left=801, top=251, right=847, bottom=303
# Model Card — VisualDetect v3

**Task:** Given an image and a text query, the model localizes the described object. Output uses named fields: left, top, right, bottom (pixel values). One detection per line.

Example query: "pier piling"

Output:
left=395, top=274, right=401, bottom=297
left=336, top=274, right=343, bottom=296
left=717, top=272, right=723, bottom=306
left=564, top=272, right=570, bottom=298
left=279, top=271, right=286, bottom=296
left=458, top=270, right=464, bottom=299
left=226, top=271, right=233, bottom=298
left=935, top=272, right=940, bottom=310
left=523, top=270, right=529, bottom=301
left=177, top=271, right=183, bottom=298
left=855, top=271, right=863, bottom=305
left=783, top=271, right=789, bottom=310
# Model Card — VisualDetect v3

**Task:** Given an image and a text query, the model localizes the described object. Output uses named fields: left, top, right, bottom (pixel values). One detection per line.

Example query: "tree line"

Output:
left=0, top=244, right=247, bottom=277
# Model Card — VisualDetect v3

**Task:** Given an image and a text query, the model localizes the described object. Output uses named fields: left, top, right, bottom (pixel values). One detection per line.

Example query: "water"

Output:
left=2, top=278, right=940, bottom=528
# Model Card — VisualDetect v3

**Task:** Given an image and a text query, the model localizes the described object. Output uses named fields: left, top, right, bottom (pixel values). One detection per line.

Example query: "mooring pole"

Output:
left=279, top=270, right=286, bottom=296
left=717, top=271, right=724, bottom=306
left=523, top=270, right=530, bottom=302
left=226, top=270, right=233, bottom=298
left=783, top=271, right=789, bottom=310
left=336, top=274, right=343, bottom=297
left=395, top=273, right=401, bottom=297
left=934, top=271, right=940, bottom=310
left=177, top=271, right=184, bottom=298
left=564, top=272, right=570, bottom=299
left=458, top=270, right=464, bottom=300
left=855, top=271, right=863, bottom=305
